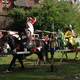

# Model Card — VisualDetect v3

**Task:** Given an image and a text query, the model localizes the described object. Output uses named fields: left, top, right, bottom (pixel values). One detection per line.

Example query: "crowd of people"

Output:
left=31, top=24, right=78, bottom=64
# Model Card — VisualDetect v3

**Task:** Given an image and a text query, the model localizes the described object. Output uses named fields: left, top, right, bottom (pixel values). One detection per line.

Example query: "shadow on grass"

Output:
left=0, top=58, right=80, bottom=80
left=0, top=64, right=64, bottom=80
left=25, top=57, right=80, bottom=62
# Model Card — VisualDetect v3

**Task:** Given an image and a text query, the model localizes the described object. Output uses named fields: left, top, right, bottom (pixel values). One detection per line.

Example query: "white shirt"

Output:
left=27, top=21, right=34, bottom=35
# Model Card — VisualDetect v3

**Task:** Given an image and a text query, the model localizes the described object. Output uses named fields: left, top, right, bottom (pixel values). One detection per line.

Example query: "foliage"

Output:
left=8, top=8, right=26, bottom=31
left=8, top=0, right=80, bottom=33
left=25, top=0, right=79, bottom=32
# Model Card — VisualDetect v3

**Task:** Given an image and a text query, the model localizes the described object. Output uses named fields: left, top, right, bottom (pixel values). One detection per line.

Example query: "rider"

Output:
left=25, top=17, right=37, bottom=47
left=64, top=26, right=76, bottom=49
left=26, top=17, right=37, bottom=35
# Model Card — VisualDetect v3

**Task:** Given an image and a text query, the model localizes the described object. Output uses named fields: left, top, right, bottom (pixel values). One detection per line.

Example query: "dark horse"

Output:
left=0, top=31, right=33, bottom=71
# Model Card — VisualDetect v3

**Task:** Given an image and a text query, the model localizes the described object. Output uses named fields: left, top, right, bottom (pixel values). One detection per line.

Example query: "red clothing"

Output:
left=29, top=17, right=37, bottom=26
left=32, top=48, right=37, bottom=52
left=31, top=18, right=37, bottom=25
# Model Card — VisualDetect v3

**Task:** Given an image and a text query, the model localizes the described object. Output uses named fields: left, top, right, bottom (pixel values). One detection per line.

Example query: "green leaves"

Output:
left=8, top=8, right=26, bottom=31
left=8, top=0, right=80, bottom=34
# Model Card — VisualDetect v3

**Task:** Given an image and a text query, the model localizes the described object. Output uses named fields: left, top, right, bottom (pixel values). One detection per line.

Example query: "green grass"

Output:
left=0, top=52, right=80, bottom=80
left=0, top=52, right=80, bottom=64
left=0, top=71, right=64, bottom=80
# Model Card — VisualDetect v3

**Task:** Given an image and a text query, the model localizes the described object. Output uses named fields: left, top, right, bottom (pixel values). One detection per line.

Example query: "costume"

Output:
left=26, top=17, right=37, bottom=35
left=65, top=30, right=76, bottom=49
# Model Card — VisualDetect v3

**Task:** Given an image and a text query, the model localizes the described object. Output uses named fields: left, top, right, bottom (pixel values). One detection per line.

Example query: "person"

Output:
left=50, top=32, right=58, bottom=60
left=42, top=35, right=49, bottom=63
left=25, top=17, right=37, bottom=48
left=64, top=27, right=76, bottom=49
left=26, top=17, right=37, bottom=36
left=57, top=29, right=66, bottom=49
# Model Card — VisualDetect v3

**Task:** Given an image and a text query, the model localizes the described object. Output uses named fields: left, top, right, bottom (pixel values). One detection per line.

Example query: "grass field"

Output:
left=0, top=52, right=80, bottom=80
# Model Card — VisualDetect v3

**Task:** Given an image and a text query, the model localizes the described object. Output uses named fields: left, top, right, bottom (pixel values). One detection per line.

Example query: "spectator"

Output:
left=50, top=33, right=58, bottom=60
left=42, top=35, right=49, bottom=63
left=57, top=29, right=66, bottom=49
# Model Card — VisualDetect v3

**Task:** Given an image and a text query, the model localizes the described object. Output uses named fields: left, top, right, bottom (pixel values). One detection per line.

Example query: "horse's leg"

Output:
left=60, top=51, right=65, bottom=62
left=17, top=54, right=24, bottom=69
left=65, top=52, right=68, bottom=60
left=74, top=49, right=78, bottom=60
left=36, top=51, right=42, bottom=65
left=50, top=50, right=54, bottom=61
left=8, top=54, right=17, bottom=71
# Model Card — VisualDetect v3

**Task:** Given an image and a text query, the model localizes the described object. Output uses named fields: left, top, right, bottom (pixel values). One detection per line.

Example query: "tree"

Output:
left=8, top=8, right=26, bottom=31
left=8, top=0, right=80, bottom=34
left=26, top=0, right=79, bottom=32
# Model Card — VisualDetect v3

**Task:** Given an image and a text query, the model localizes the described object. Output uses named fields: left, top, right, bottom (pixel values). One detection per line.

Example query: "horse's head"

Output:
left=0, top=31, right=10, bottom=54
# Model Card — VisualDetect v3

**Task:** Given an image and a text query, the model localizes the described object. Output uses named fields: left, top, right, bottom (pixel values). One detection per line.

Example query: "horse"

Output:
left=1, top=17, right=37, bottom=71
left=0, top=30, right=35, bottom=72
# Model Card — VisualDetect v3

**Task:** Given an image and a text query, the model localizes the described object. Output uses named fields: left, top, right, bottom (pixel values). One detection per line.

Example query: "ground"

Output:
left=0, top=52, right=80, bottom=80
